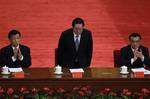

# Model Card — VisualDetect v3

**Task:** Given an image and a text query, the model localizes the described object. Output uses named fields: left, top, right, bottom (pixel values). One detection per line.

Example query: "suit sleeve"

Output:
left=0, top=48, right=15, bottom=67
left=143, top=48, right=150, bottom=67
left=120, top=48, right=132, bottom=67
left=0, top=49, right=5, bottom=67
left=57, top=32, right=65, bottom=66
left=86, top=31, right=93, bottom=66
left=19, top=47, right=31, bottom=68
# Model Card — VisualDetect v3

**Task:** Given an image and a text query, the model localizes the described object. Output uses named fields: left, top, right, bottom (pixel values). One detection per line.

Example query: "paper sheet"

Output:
left=131, top=68, right=150, bottom=75
left=69, top=68, right=84, bottom=73
left=9, top=68, right=23, bottom=72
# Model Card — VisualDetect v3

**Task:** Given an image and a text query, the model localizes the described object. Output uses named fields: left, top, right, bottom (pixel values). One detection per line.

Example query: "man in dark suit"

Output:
left=120, top=33, right=150, bottom=68
left=0, top=30, right=31, bottom=68
left=58, top=17, right=93, bottom=68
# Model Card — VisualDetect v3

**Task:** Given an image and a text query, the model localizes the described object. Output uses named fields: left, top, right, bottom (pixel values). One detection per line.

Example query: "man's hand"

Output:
left=133, top=50, right=138, bottom=61
left=134, top=49, right=144, bottom=60
left=18, top=48, right=23, bottom=60
left=13, top=47, right=18, bottom=59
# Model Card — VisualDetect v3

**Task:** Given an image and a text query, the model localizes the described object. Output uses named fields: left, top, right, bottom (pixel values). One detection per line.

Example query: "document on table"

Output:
left=131, top=68, right=150, bottom=75
left=69, top=68, right=84, bottom=73
left=9, top=68, right=23, bottom=72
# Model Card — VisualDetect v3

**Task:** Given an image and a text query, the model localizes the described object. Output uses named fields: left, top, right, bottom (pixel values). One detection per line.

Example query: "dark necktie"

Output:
left=75, top=35, right=79, bottom=51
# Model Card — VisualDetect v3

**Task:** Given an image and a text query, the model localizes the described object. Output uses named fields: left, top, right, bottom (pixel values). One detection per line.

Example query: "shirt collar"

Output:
left=73, top=32, right=81, bottom=38
left=131, top=46, right=139, bottom=52
left=12, top=45, right=19, bottom=50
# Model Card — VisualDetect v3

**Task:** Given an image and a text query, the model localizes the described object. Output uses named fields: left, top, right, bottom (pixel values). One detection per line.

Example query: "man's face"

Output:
left=73, top=24, right=83, bottom=35
left=130, top=36, right=141, bottom=49
left=9, top=34, right=20, bottom=47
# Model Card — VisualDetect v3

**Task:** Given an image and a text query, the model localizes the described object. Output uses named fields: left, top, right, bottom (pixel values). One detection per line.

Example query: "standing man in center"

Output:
left=58, top=17, right=93, bottom=68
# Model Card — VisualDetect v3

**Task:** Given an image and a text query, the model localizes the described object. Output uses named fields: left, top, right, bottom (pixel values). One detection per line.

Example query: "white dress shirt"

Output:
left=73, top=32, right=81, bottom=43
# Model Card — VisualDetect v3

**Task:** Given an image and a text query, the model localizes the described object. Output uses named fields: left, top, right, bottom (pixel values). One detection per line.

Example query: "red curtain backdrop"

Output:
left=0, top=0, right=150, bottom=68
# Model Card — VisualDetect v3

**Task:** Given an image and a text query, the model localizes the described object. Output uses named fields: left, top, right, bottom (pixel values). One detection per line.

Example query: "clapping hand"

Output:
left=13, top=47, right=18, bottom=59
left=13, top=47, right=23, bottom=60
left=18, top=48, right=23, bottom=60
left=134, top=49, right=144, bottom=60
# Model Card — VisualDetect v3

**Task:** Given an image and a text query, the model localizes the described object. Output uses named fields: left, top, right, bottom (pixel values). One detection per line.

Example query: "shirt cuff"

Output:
left=141, top=56, right=145, bottom=62
left=12, top=56, right=17, bottom=62
left=131, top=58, right=135, bottom=65
left=19, top=55, right=24, bottom=61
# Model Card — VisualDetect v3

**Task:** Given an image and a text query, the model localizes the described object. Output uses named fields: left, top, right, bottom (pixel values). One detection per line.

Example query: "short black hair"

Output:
left=129, top=33, right=142, bottom=40
left=72, top=17, right=85, bottom=27
left=8, top=30, right=21, bottom=39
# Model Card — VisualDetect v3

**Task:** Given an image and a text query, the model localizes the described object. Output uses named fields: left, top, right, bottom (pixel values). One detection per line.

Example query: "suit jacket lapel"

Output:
left=138, top=46, right=142, bottom=52
left=19, top=45, right=22, bottom=51
left=8, top=45, right=14, bottom=57
left=128, top=45, right=134, bottom=58
left=70, top=30, right=76, bottom=53
left=77, top=31, right=84, bottom=52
